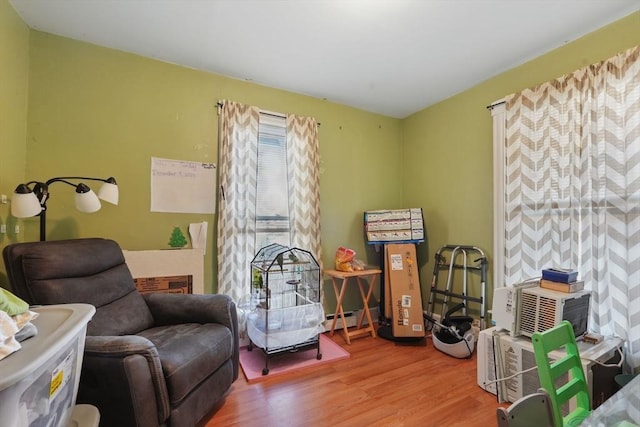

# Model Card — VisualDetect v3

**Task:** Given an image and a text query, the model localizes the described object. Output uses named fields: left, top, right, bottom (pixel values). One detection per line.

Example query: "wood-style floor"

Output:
left=204, top=329, right=505, bottom=427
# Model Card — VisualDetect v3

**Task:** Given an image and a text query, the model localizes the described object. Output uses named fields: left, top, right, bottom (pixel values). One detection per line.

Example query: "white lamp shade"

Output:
left=97, top=182, right=119, bottom=205
left=11, top=191, right=42, bottom=218
left=75, top=189, right=101, bottom=213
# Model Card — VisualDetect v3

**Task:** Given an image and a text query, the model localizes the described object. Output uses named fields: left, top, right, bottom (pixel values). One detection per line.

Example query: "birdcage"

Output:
left=247, top=244, right=323, bottom=375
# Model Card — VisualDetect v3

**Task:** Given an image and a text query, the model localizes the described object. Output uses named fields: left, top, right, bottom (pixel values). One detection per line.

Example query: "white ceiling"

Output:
left=9, top=0, right=640, bottom=118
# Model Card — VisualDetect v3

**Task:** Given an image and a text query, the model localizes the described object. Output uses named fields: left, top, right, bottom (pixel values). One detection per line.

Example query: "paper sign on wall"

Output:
left=150, top=157, right=216, bottom=214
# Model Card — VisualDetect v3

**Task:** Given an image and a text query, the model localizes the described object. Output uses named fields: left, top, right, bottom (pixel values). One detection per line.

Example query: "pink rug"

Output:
left=239, top=333, right=350, bottom=383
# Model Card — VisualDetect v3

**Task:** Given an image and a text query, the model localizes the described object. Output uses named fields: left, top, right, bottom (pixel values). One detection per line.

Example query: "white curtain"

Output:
left=497, top=46, right=640, bottom=368
left=217, top=101, right=323, bottom=304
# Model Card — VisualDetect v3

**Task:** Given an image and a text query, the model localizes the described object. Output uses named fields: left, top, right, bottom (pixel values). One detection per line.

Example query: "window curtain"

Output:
left=285, top=115, right=323, bottom=272
left=217, top=100, right=260, bottom=304
left=498, top=46, right=640, bottom=368
left=217, top=101, right=323, bottom=304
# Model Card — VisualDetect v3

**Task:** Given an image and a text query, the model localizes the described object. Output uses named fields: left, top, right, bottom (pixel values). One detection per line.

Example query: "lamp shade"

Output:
left=75, top=183, right=101, bottom=213
left=97, top=177, right=119, bottom=205
left=11, top=184, right=42, bottom=218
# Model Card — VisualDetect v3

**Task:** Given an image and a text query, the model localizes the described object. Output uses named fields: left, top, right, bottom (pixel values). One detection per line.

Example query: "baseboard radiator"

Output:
left=324, top=307, right=379, bottom=331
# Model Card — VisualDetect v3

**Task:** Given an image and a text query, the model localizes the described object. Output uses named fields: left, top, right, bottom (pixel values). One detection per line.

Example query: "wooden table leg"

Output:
left=330, top=276, right=351, bottom=344
left=356, top=274, right=378, bottom=338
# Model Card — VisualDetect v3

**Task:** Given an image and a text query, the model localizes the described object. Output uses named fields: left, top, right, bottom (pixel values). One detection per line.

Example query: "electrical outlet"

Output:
left=0, top=224, right=6, bottom=233
left=1, top=194, right=7, bottom=204
left=14, top=225, right=20, bottom=234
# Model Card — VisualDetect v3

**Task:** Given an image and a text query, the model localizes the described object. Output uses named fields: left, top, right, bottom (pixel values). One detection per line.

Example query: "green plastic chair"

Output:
left=531, top=320, right=591, bottom=427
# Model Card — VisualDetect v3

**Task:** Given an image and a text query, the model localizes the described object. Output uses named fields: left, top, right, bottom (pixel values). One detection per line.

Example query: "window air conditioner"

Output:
left=492, top=282, right=591, bottom=338
left=519, top=286, right=591, bottom=338
left=491, top=280, right=538, bottom=336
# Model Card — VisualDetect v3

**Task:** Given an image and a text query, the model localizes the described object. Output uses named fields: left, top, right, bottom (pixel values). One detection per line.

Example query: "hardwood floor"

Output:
left=205, top=330, right=505, bottom=427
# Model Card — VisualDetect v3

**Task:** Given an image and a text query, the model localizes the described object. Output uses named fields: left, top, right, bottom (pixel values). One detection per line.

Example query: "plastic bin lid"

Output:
left=0, top=303, right=95, bottom=390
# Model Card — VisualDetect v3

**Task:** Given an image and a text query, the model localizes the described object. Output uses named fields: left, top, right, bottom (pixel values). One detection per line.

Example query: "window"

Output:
left=217, top=100, right=321, bottom=304
left=491, top=45, right=640, bottom=371
left=255, top=113, right=290, bottom=249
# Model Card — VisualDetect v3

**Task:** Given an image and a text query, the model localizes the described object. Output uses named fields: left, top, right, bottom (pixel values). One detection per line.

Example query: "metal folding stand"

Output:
left=426, top=245, right=488, bottom=329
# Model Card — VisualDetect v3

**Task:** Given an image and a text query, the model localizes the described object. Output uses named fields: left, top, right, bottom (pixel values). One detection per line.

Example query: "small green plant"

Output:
left=168, top=226, right=188, bottom=248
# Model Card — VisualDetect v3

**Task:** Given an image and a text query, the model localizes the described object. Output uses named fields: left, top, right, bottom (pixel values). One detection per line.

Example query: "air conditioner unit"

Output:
left=477, top=327, right=622, bottom=411
left=519, top=286, right=591, bottom=338
left=476, top=327, right=509, bottom=397
left=492, top=280, right=538, bottom=336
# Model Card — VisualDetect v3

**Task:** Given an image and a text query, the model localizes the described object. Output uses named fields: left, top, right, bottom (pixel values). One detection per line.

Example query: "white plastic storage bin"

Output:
left=0, top=303, right=95, bottom=427
left=247, top=303, right=325, bottom=349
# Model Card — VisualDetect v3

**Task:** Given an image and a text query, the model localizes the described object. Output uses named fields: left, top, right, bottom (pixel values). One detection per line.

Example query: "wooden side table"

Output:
left=324, top=268, right=382, bottom=344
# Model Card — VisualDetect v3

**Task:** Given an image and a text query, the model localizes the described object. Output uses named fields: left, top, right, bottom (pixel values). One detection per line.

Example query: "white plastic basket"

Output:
left=0, top=304, right=95, bottom=427
left=247, top=302, right=324, bottom=349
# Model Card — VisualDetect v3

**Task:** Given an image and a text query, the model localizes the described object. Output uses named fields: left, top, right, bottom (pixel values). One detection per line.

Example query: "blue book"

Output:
left=541, top=268, right=578, bottom=283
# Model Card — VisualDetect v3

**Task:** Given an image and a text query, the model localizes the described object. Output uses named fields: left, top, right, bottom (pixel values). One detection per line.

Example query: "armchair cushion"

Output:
left=143, top=292, right=240, bottom=380
left=138, top=323, right=232, bottom=405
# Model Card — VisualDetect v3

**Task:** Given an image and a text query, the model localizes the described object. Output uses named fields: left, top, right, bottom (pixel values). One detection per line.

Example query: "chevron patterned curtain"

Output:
left=217, top=102, right=323, bottom=305
left=217, top=101, right=260, bottom=303
left=286, top=115, right=322, bottom=271
left=502, top=46, right=640, bottom=368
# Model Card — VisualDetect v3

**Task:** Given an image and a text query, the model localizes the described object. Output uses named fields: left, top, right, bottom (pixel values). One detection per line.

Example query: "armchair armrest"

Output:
left=143, top=293, right=240, bottom=380
left=81, top=335, right=170, bottom=426
left=143, top=293, right=236, bottom=328
left=85, top=334, right=158, bottom=355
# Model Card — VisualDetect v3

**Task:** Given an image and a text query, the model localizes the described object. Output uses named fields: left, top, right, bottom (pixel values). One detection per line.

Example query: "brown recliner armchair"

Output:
left=3, top=238, right=239, bottom=427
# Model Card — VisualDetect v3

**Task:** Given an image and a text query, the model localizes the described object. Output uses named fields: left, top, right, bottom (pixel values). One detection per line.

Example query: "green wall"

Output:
left=0, top=0, right=29, bottom=283
left=23, top=31, right=403, bottom=309
left=402, top=11, right=640, bottom=317
left=3, top=3, right=639, bottom=317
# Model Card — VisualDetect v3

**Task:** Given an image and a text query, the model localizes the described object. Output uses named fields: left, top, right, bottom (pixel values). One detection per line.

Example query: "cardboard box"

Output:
left=383, top=245, right=392, bottom=319
left=123, top=249, right=205, bottom=294
left=134, top=275, right=193, bottom=294
left=365, top=219, right=411, bottom=231
left=364, top=208, right=424, bottom=244
left=367, top=230, right=412, bottom=242
left=386, top=243, right=425, bottom=338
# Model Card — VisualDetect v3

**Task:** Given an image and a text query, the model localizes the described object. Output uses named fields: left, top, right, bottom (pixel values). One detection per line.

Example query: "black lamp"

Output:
left=11, top=176, right=119, bottom=241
